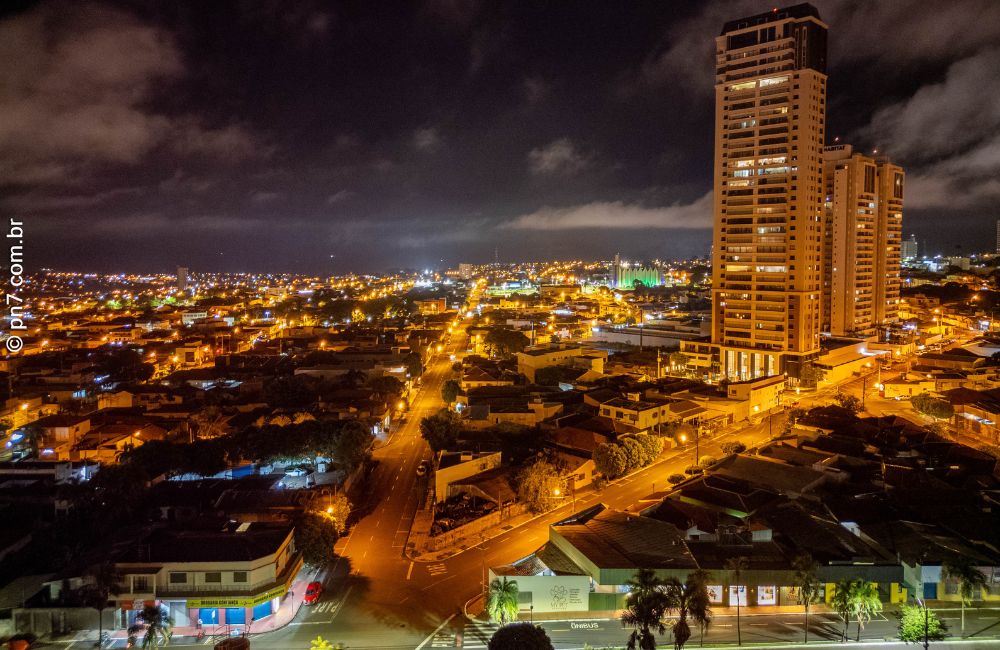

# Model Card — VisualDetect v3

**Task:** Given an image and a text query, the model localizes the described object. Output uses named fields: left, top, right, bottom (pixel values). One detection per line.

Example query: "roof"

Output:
left=710, top=454, right=827, bottom=496
left=672, top=474, right=780, bottom=517
left=36, top=414, right=90, bottom=427
left=550, top=426, right=611, bottom=455
left=115, top=521, right=293, bottom=564
left=449, top=465, right=517, bottom=503
left=552, top=505, right=698, bottom=571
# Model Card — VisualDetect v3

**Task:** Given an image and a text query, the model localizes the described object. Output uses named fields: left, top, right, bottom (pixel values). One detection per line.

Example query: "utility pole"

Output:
left=695, top=424, right=701, bottom=466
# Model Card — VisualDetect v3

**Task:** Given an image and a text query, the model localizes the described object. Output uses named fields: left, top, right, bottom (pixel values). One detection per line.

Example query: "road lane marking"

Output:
left=415, top=614, right=456, bottom=649
left=422, top=573, right=457, bottom=590
left=407, top=561, right=414, bottom=580
left=427, top=563, right=448, bottom=575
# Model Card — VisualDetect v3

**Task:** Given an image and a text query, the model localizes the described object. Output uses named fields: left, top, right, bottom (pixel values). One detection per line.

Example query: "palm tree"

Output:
left=725, top=557, right=749, bottom=646
left=486, top=577, right=519, bottom=625
left=792, top=553, right=820, bottom=644
left=82, top=563, right=120, bottom=647
left=620, top=568, right=668, bottom=650
left=943, top=556, right=988, bottom=634
left=664, top=571, right=713, bottom=650
left=127, top=604, right=173, bottom=649
left=831, top=579, right=853, bottom=642
left=847, top=580, right=882, bottom=641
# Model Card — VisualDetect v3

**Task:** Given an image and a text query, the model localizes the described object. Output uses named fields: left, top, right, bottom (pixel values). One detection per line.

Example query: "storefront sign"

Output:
left=186, top=585, right=287, bottom=609
left=122, top=599, right=154, bottom=610
left=758, top=585, right=777, bottom=606
left=706, top=585, right=723, bottom=604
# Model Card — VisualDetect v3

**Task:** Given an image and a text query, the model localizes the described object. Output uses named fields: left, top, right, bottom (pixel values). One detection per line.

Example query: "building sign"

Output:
left=186, top=585, right=287, bottom=610
left=729, top=585, right=747, bottom=607
left=548, top=584, right=585, bottom=610
left=758, top=585, right=777, bottom=606
left=122, top=599, right=154, bottom=611
left=706, top=585, right=724, bottom=604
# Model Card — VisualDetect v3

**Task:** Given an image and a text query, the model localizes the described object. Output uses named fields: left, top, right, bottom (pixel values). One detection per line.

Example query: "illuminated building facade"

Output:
left=711, top=4, right=827, bottom=381
left=612, top=254, right=663, bottom=289
left=821, top=144, right=904, bottom=336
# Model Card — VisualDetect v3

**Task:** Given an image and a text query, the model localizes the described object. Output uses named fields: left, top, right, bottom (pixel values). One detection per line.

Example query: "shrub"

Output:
left=721, top=441, right=746, bottom=455
left=667, top=473, right=686, bottom=484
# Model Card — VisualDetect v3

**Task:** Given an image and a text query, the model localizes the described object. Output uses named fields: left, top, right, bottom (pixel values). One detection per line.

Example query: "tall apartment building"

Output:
left=711, top=4, right=827, bottom=381
left=821, top=145, right=904, bottom=337
left=901, top=234, right=918, bottom=261
left=996, top=219, right=1000, bottom=254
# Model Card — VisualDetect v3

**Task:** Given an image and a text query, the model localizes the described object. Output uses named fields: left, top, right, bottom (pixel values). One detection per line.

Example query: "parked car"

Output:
left=284, top=466, right=309, bottom=477
left=303, top=581, right=323, bottom=605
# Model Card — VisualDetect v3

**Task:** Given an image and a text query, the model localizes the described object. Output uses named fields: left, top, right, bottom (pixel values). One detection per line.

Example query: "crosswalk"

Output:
left=429, top=629, right=458, bottom=647
left=427, top=562, right=448, bottom=576
left=460, top=622, right=496, bottom=648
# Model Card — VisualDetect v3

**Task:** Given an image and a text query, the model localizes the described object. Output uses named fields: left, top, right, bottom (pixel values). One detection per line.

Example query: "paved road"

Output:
left=461, top=605, right=1000, bottom=649
left=160, top=335, right=989, bottom=649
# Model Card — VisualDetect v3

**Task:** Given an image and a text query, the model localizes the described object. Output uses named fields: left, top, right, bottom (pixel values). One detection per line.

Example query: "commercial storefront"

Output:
left=111, top=521, right=303, bottom=632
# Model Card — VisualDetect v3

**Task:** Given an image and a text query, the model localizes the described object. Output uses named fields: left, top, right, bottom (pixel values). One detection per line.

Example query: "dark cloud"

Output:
left=0, top=0, right=995, bottom=272
left=527, top=139, right=593, bottom=177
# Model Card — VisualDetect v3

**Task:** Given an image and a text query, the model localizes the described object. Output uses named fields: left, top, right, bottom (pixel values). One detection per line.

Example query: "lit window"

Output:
left=758, top=76, right=788, bottom=88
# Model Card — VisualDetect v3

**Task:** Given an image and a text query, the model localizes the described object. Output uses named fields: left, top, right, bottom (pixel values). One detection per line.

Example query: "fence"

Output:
left=426, top=503, right=528, bottom=552
left=12, top=607, right=114, bottom=638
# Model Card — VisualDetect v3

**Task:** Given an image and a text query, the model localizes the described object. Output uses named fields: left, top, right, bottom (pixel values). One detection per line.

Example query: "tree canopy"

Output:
left=441, top=379, right=462, bottom=404
left=420, top=410, right=462, bottom=452
left=294, top=511, right=340, bottom=569
left=912, top=393, right=955, bottom=420
left=483, top=327, right=530, bottom=358
left=592, top=434, right=661, bottom=479
left=488, top=623, right=553, bottom=650
left=517, top=460, right=563, bottom=514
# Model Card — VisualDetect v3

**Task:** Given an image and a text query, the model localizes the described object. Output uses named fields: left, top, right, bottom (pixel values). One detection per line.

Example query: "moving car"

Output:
left=303, top=581, right=323, bottom=605
left=415, top=461, right=428, bottom=477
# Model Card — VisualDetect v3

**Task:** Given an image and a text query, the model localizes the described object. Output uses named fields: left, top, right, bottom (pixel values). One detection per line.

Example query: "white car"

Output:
left=284, top=467, right=309, bottom=477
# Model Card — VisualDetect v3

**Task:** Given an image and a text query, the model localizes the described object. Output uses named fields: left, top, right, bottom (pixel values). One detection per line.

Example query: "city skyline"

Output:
left=1, top=0, right=997, bottom=273
left=3, top=3, right=1000, bottom=650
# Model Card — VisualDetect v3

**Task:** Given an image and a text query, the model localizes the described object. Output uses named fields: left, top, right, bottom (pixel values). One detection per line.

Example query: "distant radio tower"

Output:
left=494, top=245, right=499, bottom=265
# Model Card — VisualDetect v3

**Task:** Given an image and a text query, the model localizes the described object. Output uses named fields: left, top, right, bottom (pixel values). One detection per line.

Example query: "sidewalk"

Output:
left=68, top=574, right=314, bottom=645
left=404, top=440, right=724, bottom=563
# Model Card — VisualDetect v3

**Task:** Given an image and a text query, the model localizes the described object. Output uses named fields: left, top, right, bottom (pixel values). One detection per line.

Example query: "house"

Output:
left=34, top=415, right=91, bottom=459
left=516, top=344, right=606, bottom=382
left=434, top=451, right=502, bottom=503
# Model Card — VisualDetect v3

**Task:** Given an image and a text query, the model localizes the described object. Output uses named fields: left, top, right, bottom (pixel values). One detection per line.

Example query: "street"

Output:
left=92, top=334, right=993, bottom=650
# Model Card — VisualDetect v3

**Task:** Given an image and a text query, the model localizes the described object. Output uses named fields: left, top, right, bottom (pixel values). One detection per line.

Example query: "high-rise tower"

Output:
left=711, top=4, right=828, bottom=381
left=821, top=144, right=904, bottom=336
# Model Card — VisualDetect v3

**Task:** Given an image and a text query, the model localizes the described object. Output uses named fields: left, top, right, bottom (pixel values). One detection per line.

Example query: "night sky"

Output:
left=2, top=0, right=998, bottom=274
